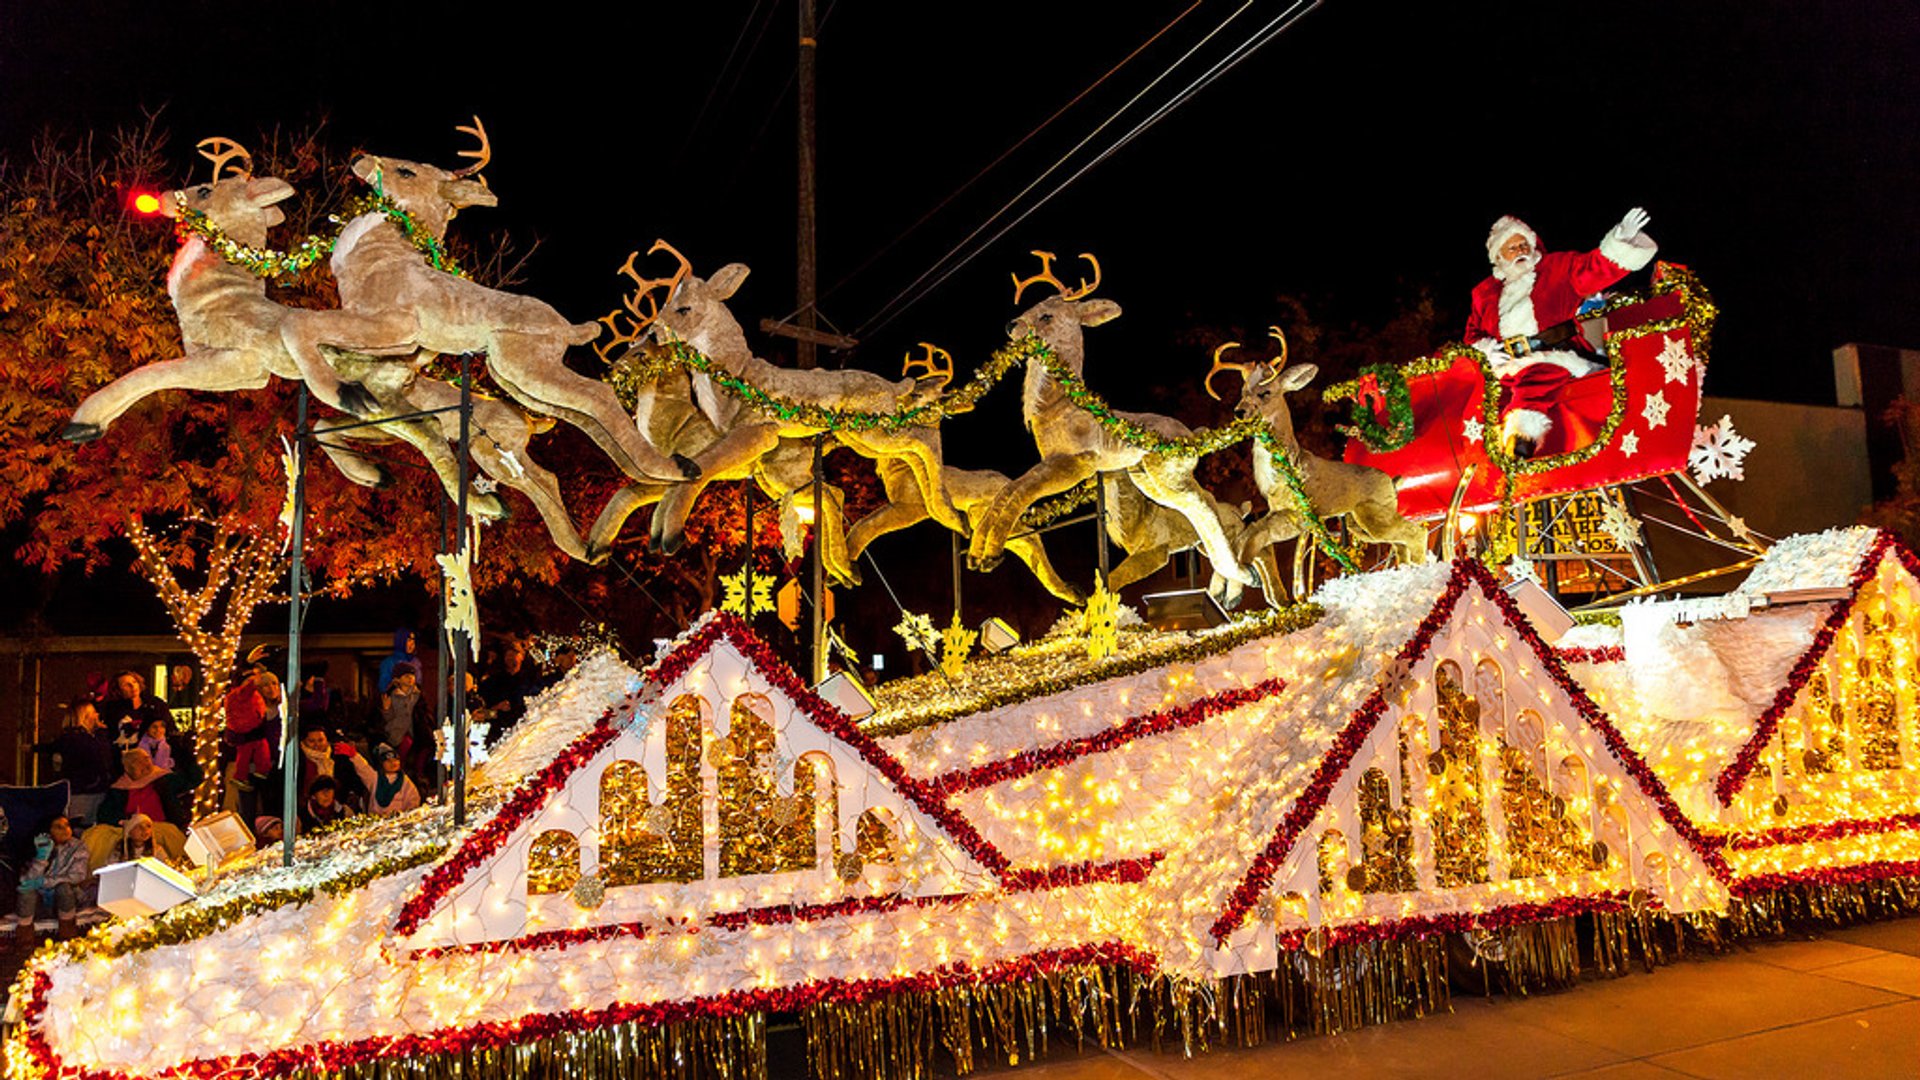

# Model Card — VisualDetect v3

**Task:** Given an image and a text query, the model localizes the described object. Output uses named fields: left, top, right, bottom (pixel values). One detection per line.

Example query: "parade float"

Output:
left=6, top=128, right=1916, bottom=1080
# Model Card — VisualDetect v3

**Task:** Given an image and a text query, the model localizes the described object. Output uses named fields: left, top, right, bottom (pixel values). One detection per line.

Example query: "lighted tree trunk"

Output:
left=127, top=514, right=284, bottom=817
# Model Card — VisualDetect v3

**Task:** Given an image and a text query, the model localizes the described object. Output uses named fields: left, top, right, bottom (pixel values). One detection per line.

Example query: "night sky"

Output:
left=3, top=1, right=1916, bottom=640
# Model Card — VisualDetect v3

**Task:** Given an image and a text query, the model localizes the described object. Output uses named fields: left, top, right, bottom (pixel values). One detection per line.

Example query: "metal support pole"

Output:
left=1093, top=472, right=1110, bottom=586
left=810, top=435, right=827, bottom=683
left=452, top=357, right=472, bottom=827
left=435, top=488, right=451, bottom=803
left=743, top=483, right=755, bottom=619
left=796, top=0, right=819, bottom=370
left=951, top=532, right=964, bottom=625
left=280, top=386, right=308, bottom=867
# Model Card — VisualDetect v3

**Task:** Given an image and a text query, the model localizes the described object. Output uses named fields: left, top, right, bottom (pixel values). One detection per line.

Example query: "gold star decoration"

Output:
left=940, top=614, right=977, bottom=678
left=719, top=565, right=775, bottom=617
left=1084, top=578, right=1120, bottom=661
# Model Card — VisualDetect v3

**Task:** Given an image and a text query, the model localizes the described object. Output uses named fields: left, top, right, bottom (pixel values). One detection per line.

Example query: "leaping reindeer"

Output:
left=277, top=118, right=698, bottom=487
left=61, top=138, right=508, bottom=521
left=588, top=242, right=959, bottom=558
left=1206, top=332, right=1429, bottom=586
left=966, top=252, right=1256, bottom=593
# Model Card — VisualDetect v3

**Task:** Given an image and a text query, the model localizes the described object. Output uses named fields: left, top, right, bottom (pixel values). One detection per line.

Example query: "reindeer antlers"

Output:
left=1011, top=250, right=1101, bottom=305
left=195, top=137, right=253, bottom=182
left=594, top=239, right=695, bottom=362
left=901, top=343, right=954, bottom=387
left=1203, top=327, right=1291, bottom=400
left=450, top=116, right=491, bottom=178
left=1205, top=342, right=1255, bottom=402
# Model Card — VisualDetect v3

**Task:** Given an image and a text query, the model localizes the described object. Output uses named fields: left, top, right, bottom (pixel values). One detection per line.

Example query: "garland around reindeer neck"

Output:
left=169, top=190, right=465, bottom=280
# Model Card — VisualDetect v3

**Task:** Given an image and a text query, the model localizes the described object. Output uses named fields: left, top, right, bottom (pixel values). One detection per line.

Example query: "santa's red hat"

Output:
left=1486, top=216, right=1540, bottom=263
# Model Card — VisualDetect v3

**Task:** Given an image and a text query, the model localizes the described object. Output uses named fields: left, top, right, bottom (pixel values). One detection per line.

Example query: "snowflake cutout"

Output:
left=1462, top=416, right=1484, bottom=444
left=1654, top=335, right=1693, bottom=385
left=471, top=474, right=499, bottom=495
left=719, top=566, right=775, bottom=617
left=893, top=611, right=940, bottom=654
left=437, top=544, right=479, bottom=661
left=1597, top=500, right=1643, bottom=549
left=438, top=713, right=491, bottom=769
left=1084, top=579, right=1121, bottom=661
left=1641, top=390, right=1671, bottom=430
left=1508, top=557, right=1539, bottom=585
left=1689, top=413, right=1757, bottom=485
left=1618, top=430, right=1640, bottom=457
left=940, top=614, right=977, bottom=678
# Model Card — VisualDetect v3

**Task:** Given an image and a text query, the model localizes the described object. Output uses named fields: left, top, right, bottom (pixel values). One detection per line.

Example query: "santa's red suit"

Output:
left=1467, top=214, right=1656, bottom=448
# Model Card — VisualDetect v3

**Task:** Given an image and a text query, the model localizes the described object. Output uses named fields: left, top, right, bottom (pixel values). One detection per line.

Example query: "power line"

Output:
left=856, top=0, right=1320, bottom=341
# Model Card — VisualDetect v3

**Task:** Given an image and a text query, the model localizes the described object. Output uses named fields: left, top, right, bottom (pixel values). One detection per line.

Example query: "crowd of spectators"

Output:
left=4, top=630, right=577, bottom=945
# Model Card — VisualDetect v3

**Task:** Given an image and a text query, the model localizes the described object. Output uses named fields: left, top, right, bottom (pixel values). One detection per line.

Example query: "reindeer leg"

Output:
left=64, top=349, right=269, bottom=441
left=647, top=421, right=781, bottom=555
left=1106, top=545, right=1171, bottom=594
left=468, top=429, right=590, bottom=562
left=969, top=453, right=1099, bottom=572
left=585, top=483, right=670, bottom=561
left=845, top=459, right=929, bottom=561
left=488, top=331, right=699, bottom=485
left=1131, top=459, right=1257, bottom=587
left=311, top=433, right=396, bottom=489
left=279, top=310, right=418, bottom=417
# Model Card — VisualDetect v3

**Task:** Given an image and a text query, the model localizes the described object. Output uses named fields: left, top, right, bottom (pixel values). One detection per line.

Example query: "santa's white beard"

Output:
left=1491, top=250, right=1539, bottom=283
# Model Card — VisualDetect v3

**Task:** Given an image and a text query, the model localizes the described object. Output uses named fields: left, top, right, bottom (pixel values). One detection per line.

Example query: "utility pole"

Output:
left=796, top=0, right=819, bottom=370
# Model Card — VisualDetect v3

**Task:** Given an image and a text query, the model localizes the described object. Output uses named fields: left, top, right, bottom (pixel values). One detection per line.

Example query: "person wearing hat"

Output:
left=254, top=816, right=285, bottom=850
left=294, top=725, right=371, bottom=812
left=299, top=776, right=353, bottom=833
left=378, top=661, right=426, bottom=759
left=362, top=744, right=422, bottom=817
left=1466, top=208, right=1656, bottom=459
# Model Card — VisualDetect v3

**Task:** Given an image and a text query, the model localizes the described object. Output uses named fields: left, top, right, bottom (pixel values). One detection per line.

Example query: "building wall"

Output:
left=1643, top=396, right=1871, bottom=588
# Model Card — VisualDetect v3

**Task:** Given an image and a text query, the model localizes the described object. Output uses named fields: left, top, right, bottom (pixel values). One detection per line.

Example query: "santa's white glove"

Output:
left=1614, top=207, right=1650, bottom=241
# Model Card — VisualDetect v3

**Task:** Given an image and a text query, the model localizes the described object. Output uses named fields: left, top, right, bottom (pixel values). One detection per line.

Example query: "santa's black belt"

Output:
left=1499, top=321, right=1579, bottom=358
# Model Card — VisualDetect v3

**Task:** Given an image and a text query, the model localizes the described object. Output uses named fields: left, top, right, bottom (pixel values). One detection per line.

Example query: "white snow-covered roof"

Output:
left=1734, top=526, right=1881, bottom=596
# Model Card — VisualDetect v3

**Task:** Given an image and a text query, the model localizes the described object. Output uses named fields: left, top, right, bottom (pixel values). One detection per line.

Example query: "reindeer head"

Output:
left=600, top=240, right=754, bottom=364
left=1005, top=251, right=1118, bottom=371
left=162, top=138, right=294, bottom=248
left=1205, top=328, right=1317, bottom=446
left=350, top=117, right=497, bottom=239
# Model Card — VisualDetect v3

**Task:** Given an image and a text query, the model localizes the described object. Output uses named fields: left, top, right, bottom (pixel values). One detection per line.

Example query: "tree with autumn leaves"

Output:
left=0, top=120, right=572, bottom=808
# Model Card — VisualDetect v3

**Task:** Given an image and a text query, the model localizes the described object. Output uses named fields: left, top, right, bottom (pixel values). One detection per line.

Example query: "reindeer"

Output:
left=1098, top=473, right=1282, bottom=609
left=277, top=118, right=698, bottom=488
left=1206, top=332, right=1429, bottom=580
left=965, top=252, right=1256, bottom=594
left=587, top=242, right=958, bottom=558
left=60, top=138, right=510, bottom=521
left=845, top=457, right=1085, bottom=604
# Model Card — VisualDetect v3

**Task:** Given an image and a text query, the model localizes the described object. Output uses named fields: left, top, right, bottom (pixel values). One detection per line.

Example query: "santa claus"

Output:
left=1467, top=208, right=1656, bottom=458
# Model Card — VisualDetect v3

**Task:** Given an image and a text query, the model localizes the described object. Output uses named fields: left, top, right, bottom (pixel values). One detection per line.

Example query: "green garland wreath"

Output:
left=1336, top=363, right=1416, bottom=453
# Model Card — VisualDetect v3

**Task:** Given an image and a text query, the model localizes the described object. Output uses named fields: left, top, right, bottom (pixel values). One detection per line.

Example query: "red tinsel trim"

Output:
left=1555, top=645, right=1625, bottom=664
left=413, top=854, right=1162, bottom=960
left=1719, top=812, right=1920, bottom=852
left=926, top=679, right=1287, bottom=798
left=1208, top=559, right=1730, bottom=945
left=395, top=614, right=1017, bottom=941
left=1275, top=891, right=1643, bottom=952
left=1730, top=859, right=1920, bottom=898
left=1205, top=564, right=1473, bottom=944
left=16, top=944, right=1158, bottom=1080
left=1714, top=533, right=1916, bottom=805
left=392, top=720, right=624, bottom=939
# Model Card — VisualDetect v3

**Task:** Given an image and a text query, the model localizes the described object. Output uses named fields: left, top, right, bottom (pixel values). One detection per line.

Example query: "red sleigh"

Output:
left=1325, top=263, right=1717, bottom=522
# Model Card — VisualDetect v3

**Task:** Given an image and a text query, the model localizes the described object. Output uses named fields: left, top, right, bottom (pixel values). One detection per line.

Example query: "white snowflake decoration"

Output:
left=1462, top=416, right=1484, bottom=444
left=1598, top=500, right=1643, bottom=548
left=1618, top=430, right=1640, bottom=457
left=472, top=474, right=499, bottom=495
left=437, top=713, right=492, bottom=769
left=893, top=611, right=940, bottom=654
left=1507, top=557, right=1539, bottom=585
left=1641, top=390, right=1671, bottom=430
left=1688, top=413, right=1757, bottom=485
left=1654, top=335, right=1693, bottom=385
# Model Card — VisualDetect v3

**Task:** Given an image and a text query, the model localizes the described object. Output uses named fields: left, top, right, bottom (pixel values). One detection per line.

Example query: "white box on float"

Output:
left=95, top=857, right=197, bottom=917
